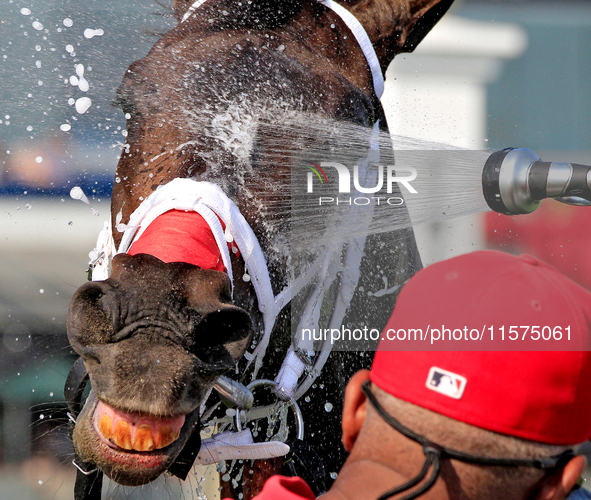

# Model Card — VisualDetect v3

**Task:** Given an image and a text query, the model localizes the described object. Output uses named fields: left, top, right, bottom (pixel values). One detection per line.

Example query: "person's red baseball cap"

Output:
left=371, top=250, right=591, bottom=445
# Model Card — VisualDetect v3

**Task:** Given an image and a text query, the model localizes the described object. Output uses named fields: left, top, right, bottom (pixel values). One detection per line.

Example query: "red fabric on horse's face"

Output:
left=129, top=210, right=227, bottom=271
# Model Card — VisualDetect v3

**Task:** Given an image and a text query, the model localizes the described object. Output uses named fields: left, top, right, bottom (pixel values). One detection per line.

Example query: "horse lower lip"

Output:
left=94, top=400, right=184, bottom=452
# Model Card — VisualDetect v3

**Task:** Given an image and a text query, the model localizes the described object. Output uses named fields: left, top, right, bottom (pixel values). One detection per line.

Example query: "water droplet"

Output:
left=21, top=8, right=32, bottom=16
left=26, top=126, right=33, bottom=132
left=70, top=186, right=89, bottom=204
left=63, top=18, right=73, bottom=27
left=32, top=21, right=43, bottom=31
left=75, top=97, right=92, bottom=114
left=84, top=28, right=104, bottom=39
left=49, top=392, right=54, bottom=397
left=39, top=289, right=44, bottom=294
left=324, top=402, right=333, bottom=412
left=35, top=156, right=42, bottom=163
left=330, top=472, right=338, bottom=480
left=60, top=123, right=71, bottom=132
left=242, top=273, right=251, bottom=282
left=78, top=77, right=89, bottom=92
left=68, top=221, right=73, bottom=226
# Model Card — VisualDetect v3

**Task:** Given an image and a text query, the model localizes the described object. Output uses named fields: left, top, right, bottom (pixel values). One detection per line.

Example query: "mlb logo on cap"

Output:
left=425, top=367, right=466, bottom=400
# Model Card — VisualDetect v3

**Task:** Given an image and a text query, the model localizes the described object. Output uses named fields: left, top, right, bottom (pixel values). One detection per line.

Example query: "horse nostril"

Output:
left=82, top=349, right=102, bottom=365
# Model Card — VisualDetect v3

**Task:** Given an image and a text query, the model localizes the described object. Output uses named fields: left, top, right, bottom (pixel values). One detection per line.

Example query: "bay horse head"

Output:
left=66, top=0, right=454, bottom=488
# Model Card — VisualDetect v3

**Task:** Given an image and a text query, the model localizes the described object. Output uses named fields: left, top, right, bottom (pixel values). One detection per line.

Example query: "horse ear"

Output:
left=400, top=0, right=455, bottom=53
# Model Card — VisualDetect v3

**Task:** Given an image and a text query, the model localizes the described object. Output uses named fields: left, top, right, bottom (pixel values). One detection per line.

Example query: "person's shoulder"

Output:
left=225, top=475, right=315, bottom=500
left=569, top=488, right=591, bottom=500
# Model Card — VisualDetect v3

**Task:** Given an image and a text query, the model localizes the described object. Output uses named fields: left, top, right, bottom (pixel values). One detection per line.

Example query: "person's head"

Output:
left=339, top=251, right=591, bottom=500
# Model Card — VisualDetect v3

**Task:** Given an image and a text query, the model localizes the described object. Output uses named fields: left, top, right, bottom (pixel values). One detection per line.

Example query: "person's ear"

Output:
left=342, top=369, right=370, bottom=452
left=535, top=455, right=586, bottom=500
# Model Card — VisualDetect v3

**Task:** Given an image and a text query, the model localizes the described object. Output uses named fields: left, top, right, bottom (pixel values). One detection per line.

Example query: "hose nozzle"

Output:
left=482, top=148, right=591, bottom=215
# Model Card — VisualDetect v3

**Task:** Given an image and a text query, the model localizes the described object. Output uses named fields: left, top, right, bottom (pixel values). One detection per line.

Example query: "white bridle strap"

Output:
left=181, top=0, right=209, bottom=23
left=315, top=0, right=384, bottom=99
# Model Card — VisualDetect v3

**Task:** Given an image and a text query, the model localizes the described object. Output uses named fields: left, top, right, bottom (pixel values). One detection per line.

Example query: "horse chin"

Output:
left=73, top=392, right=200, bottom=486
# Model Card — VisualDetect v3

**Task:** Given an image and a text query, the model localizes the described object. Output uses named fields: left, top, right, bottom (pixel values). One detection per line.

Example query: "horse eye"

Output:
left=115, top=96, right=136, bottom=117
left=113, top=86, right=137, bottom=116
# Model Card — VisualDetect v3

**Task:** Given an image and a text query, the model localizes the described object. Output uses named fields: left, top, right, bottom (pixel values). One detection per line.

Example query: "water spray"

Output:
left=482, top=148, right=591, bottom=215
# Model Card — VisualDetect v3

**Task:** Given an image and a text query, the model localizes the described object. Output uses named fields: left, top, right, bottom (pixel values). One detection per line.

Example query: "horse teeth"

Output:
left=99, top=414, right=113, bottom=440
left=113, top=421, right=133, bottom=450
left=154, top=425, right=175, bottom=449
left=133, top=425, right=155, bottom=452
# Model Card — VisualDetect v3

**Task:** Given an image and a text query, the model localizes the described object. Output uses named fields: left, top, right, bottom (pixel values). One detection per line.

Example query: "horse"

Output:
left=65, top=0, right=453, bottom=497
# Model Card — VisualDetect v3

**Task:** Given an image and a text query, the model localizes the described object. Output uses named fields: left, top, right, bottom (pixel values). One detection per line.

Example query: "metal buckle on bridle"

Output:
left=72, top=460, right=97, bottom=476
left=229, top=379, right=327, bottom=496
left=85, top=251, right=104, bottom=281
left=233, top=379, right=304, bottom=440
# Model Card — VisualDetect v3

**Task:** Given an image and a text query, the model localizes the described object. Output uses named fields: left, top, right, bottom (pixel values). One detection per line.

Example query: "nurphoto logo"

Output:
left=304, top=161, right=418, bottom=206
